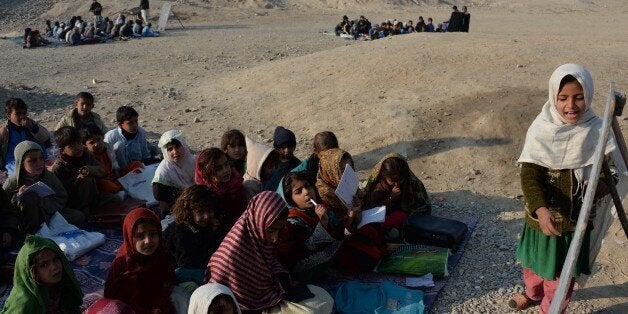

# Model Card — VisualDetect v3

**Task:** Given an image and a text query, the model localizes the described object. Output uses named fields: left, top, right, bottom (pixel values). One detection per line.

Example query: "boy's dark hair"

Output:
left=220, top=129, right=246, bottom=151
left=208, top=294, right=237, bottom=314
left=5, top=98, right=28, bottom=115
left=76, top=91, right=94, bottom=103
left=313, top=131, right=339, bottom=154
left=380, top=156, right=410, bottom=181
left=54, top=126, right=82, bottom=148
left=171, top=185, right=220, bottom=225
left=282, top=171, right=313, bottom=207
left=197, top=148, right=227, bottom=182
left=115, top=105, right=139, bottom=123
left=79, top=125, right=103, bottom=144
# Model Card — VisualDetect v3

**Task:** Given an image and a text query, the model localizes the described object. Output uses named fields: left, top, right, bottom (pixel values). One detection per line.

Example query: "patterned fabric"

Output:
left=209, top=191, right=289, bottom=311
left=315, top=149, right=352, bottom=214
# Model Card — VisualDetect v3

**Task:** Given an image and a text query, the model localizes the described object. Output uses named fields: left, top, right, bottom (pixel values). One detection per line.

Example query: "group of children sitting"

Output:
left=335, top=7, right=470, bottom=41
left=0, top=91, right=433, bottom=313
left=24, top=13, right=158, bottom=48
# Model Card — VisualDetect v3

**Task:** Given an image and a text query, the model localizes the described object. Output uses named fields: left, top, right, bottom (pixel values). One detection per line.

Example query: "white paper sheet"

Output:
left=357, top=205, right=386, bottom=229
left=406, top=273, right=435, bottom=288
left=334, top=163, right=360, bottom=206
left=17, top=181, right=55, bottom=200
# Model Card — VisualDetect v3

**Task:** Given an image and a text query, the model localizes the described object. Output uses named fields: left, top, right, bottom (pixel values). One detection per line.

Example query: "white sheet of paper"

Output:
left=406, top=273, right=435, bottom=288
left=334, top=163, right=359, bottom=206
left=17, top=181, right=55, bottom=200
left=357, top=205, right=386, bottom=229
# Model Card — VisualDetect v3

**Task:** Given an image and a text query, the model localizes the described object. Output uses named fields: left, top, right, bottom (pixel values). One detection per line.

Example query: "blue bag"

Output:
left=335, top=280, right=424, bottom=314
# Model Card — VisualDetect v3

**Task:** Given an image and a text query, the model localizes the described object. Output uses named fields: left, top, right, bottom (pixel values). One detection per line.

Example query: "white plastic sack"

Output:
left=117, top=163, right=158, bottom=206
left=36, top=212, right=105, bottom=261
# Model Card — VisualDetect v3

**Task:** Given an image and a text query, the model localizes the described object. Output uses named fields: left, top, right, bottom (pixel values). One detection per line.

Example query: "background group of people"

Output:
left=334, top=5, right=470, bottom=40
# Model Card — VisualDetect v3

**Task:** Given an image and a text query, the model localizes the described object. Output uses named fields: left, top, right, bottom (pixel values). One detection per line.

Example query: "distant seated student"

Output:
left=0, top=98, right=51, bottom=176
left=243, top=136, right=281, bottom=200
left=152, top=130, right=196, bottom=214
left=425, top=18, right=435, bottom=32
left=119, top=20, right=133, bottom=38
left=141, top=22, right=158, bottom=37
left=80, top=125, right=143, bottom=195
left=267, top=126, right=301, bottom=191
left=51, top=126, right=120, bottom=218
left=23, top=28, right=48, bottom=48
left=220, top=129, right=247, bottom=177
left=3, top=141, right=84, bottom=233
left=56, top=91, right=107, bottom=133
left=104, top=105, right=158, bottom=167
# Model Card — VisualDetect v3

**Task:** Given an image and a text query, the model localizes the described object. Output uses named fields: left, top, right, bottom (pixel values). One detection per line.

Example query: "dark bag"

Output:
left=403, top=213, right=468, bottom=250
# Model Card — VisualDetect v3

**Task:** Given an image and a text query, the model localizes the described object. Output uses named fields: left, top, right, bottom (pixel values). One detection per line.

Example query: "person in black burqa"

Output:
left=89, top=0, right=104, bottom=31
left=461, top=6, right=471, bottom=32
left=446, top=5, right=465, bottom=32
left=140, top=0, right=150, bottom=23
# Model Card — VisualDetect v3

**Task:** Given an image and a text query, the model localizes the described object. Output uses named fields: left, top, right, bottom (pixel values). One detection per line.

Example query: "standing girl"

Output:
left=510, top=64, right=618, bottom=313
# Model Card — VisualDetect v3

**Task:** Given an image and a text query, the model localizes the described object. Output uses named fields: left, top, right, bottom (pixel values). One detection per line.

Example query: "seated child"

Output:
left=0, top=187, right=21, bottom=285
left=56, top=92, right=107, bottom=133
left=220, top=129, right=246, bottom=176
left=80, top=125, right=143, bottom=195
left=315, top=148, right=362, bottom=239
left=152, top=130, right=196, bottom=214
left=277, top=131, right=339, bottom=198
left=104, top=207, right=176, bottom=313
left=209, top=191, right=334, bottom=313
left=2, top=141, right=83, bottom=233
left=119, top=20, right=133, bottom=38
left=425, top=18, right=435, bottom=32
left=164, top=185, right=224, bottom=286
left=277, top=172, right=340, bottom=272
left=68, top=27, right=81, bottom=45
left=195, top=148, right=247, bottom=228
left=44, top=20, right=52, bottom=36
left=132, top=19, right=143, bottom=36
left=267, top=126, right=301, bottom=191
left=361, top=153, right=431, bottom=238
left=242, top=136, right=281, bottom=200
left=141, top=22, right=158, bottom=37
left=0, top=98, right=51, bottom=176
left=104, top=105, right=156, bottom=167
left=1, top=235, right=83, bottom=313
left=188, top=283, right=240, bottom=314
left=51, top=126, right=120, bottom=218
left=23, top=28, right=49, bottom=48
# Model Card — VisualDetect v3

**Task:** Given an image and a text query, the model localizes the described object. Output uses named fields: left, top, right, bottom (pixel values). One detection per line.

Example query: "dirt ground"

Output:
left=0, top=0, right=626, bottom=312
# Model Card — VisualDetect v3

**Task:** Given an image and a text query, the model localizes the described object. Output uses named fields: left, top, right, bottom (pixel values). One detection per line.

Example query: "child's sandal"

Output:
left=508, top=293, right=535, bottom=311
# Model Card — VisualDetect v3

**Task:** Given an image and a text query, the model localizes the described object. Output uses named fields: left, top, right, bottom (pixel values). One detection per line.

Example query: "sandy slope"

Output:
left=0, top=0, right=627, bottom=312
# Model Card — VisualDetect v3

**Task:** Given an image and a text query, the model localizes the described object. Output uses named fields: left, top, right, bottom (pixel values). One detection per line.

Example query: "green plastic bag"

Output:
left=376, top=244, right=449, bottom=277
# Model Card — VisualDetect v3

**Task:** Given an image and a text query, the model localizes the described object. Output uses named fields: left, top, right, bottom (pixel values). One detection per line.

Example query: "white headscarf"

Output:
left=152, top=130, right=196, bottom=188
left=188, top=283, right=241, bottom=314
left=518, top=64, right=619, bottom=183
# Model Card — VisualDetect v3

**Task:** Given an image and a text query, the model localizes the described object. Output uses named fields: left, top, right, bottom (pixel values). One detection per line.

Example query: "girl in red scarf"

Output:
left=104, top=207, right=176, bottom=314
left=208, top=191, right=334, bottom=312
left=194, top=148, right=247, bottom=228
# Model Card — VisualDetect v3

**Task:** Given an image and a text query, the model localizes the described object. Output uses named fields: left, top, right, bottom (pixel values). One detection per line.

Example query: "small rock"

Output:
left=471, top=168, right=481, bottom=175
left=193, top=117, right=201, bottom=123
left=517, top=64, right=525, bottom=68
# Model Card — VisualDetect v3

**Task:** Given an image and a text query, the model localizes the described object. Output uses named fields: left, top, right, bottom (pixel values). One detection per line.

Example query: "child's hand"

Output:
left=2, top=233, right=11, bottom=248
left=17, top=184, right=29, bottom=195
left=314, top=204, right=328, bottom=226
left=536, top=207, right=561, bottom=236
left=391, top=185, right=402, bottom=200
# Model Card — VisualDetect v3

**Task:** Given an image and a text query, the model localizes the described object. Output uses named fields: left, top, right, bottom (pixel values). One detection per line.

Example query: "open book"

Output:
left=17, top=181, right=55, bottom=201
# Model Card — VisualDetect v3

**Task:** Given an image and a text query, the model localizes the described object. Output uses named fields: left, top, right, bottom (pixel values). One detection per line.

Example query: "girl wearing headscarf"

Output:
left=510, top=64, right=620, bottom=313
left=361, top=153, right=431, bottom=234
left=104, top=207, right=176, bottom=313
left=242, top=137, right=281, bottom=200
left=1, top=235, right=83, bottom=313
left=152, top=130, right=196, bottom=214
left=188, top=283, right=240, bottom=314
left=208, top=191, right=334, bottom=313
left=315, top=148, right=361, bottom=239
